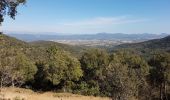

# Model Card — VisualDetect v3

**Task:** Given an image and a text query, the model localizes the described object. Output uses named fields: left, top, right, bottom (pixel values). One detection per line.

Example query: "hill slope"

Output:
left=0, top=33, right=29, bottom=48
left=0, top=34, right=85, bottom=58
left=30, top=40, right=86, bottom=57
left=113, top=35, right=170, bottom=52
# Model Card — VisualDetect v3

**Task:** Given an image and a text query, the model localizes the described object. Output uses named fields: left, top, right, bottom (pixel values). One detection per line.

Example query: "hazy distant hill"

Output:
left=7, top=33, right=169, bottom=42
left=2, top=33, right=170, bottom=57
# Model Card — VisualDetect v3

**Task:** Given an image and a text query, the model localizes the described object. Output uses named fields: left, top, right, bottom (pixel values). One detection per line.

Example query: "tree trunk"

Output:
left=163, top=81, right=168, bottom=100
left=0, top=78, right=2, bottom=92
left=12, top=77, right=15, bottom=88
left=160, top=83, right=163, bottom=100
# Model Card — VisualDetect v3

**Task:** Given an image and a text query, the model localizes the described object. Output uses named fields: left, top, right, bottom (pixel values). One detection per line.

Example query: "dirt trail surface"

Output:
left=0, top=88, right=111, bottom=100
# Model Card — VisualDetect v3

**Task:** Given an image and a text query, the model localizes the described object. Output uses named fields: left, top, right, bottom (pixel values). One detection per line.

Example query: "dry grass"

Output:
left=0, top=87, right=111, bottom=100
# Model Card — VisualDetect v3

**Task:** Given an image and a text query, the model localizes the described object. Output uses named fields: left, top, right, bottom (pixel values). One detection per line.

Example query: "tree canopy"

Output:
left=1, top=34, right=170, bottom=100
left=34, top=46, right=83, bottom=91
left=149, top=52, right=170, bottom=100
left=0, top=0, right=26, bottom=24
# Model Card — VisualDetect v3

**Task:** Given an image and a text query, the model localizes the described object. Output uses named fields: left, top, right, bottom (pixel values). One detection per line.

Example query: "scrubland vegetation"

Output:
left=0, top=0, right=170, bottom=100
left=0, top=34, right=170, bottom=100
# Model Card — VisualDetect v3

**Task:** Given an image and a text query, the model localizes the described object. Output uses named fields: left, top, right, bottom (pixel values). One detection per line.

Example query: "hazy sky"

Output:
left=2, top=0, right=170, bottom=34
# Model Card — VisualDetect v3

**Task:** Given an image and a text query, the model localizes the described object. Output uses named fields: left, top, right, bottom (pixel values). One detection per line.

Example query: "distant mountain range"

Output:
left=6, top=33, right=169, bottom=42
left=1, top=33, right=170, bottom=57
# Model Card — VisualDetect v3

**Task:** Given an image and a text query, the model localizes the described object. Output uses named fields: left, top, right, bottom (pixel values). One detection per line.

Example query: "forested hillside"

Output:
left=30, top=40, right=87, bottom=58
left=113, top=35, right=170, bottom=52
left=0, top=33, right=170, bottom=100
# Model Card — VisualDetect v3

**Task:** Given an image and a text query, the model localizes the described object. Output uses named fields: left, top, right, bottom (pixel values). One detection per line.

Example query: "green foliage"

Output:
left=104, top=60, right=131, bottom=99
left=30, top=40, right=86, bottom=58
left=0, top=0, right=26, bottom=24
left=47, top=46, right=83, bottom=84
left=1, top=34, right=170, bottom=100
left=148, top=51, right=170, bottom=99
left=79, top=49, right=109, bottom=95
left=14, top=52, right=37, bottom=82
left=77, top=49, right=150, bottom=99
left=0, top=48, right=37, bottom=87
left=149, top=52, right=170, bottom=83
left=80, top=48, right=109, bottom=80
left=34, top=46, right=83, bottom=91
left=111, top=50, right=149, bottom=79
left=104, top=50, right=149, bottom=99
left=73, top=81, right=100, bottom=96
left=113, top=36, right=170, bottom=56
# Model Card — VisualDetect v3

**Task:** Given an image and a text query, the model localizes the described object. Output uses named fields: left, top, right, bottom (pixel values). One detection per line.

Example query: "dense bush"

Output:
left=0, top=34, right=170, bottom=100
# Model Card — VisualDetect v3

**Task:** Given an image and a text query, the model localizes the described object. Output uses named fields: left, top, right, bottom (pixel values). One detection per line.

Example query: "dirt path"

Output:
left=0, top=88, right=111, bottom=100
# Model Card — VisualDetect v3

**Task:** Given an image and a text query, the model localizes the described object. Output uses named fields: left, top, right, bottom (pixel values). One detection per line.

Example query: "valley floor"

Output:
left=0, top=87, right=111, bottom=100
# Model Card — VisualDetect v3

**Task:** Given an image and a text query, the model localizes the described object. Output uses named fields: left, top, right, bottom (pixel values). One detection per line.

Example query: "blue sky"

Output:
left=2, top=0, right=170, bottom=34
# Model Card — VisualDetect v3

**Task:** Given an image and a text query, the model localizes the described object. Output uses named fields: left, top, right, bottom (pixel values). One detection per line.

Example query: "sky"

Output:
left=1, top=0, right=170, bottom=34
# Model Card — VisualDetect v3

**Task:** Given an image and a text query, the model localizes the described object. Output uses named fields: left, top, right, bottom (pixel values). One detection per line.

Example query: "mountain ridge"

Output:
left=6, top=33, right=169, bottom=42
left=113, top=35, right=170, bottom=52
